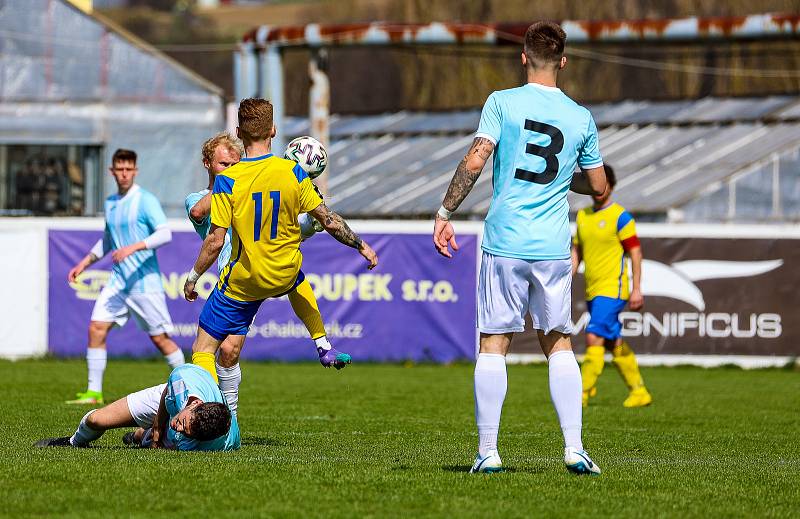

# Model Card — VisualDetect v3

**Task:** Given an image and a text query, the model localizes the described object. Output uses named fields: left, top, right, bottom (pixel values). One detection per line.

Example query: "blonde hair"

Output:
left=237, top=98, right=274, bottom=143
left=201, top=132, right=243, bottom=164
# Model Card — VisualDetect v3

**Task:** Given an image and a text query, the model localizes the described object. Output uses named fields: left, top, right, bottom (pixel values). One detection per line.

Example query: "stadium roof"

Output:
left=285, top=96, right=800, bottom=219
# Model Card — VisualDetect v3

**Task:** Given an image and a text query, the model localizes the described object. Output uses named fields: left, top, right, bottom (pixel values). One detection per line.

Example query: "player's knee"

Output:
left=149, top=333, right=170, bottom=347
left=88, top=322, right=109, bottom=342
left=85, top=410, right=103, bottom=430
left=217, top=348, right=240, bottom=368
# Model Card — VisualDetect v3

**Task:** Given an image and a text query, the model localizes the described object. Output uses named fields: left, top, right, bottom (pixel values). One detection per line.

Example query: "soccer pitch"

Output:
left=1, top=359, right=798, bottom=518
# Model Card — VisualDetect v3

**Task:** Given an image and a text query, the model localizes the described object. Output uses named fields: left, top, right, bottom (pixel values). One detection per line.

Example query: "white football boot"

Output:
left=470, top=449, right=503, bottom=473
left=564, top=447, right=601, bottom=475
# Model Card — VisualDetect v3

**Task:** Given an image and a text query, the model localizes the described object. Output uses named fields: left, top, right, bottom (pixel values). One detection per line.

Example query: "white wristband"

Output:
left=187, top=268, right=200, bottom=283
left=437, top=205, right=453, bottom=220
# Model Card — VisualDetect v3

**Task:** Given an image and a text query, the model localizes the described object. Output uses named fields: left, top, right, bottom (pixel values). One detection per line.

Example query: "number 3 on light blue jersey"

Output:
left=251, top=191, right=281, bottom=241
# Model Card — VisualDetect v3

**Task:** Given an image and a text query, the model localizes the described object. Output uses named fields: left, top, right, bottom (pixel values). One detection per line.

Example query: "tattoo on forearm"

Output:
left=442, top=137, right=494, bottom=212
left=321, top=207, right=362, bottom=249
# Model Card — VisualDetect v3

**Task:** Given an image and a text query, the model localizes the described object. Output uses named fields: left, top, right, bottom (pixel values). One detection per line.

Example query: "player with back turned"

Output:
left=184, top=132, right=352, bottom=416
left=183, top=98, right=378, bottom=381
left=572, top=164, right=653, bottom=408
left=433, top=22, right=608, bottom=475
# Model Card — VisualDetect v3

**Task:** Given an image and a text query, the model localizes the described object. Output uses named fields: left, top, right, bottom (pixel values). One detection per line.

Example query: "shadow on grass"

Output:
left=442, top=465, right=546, bottom=474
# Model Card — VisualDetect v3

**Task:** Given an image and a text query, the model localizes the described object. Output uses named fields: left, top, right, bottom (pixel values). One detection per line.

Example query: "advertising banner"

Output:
left=48, top=230, right=478, bottom=362
left=514, top=236, right=800, bottom=357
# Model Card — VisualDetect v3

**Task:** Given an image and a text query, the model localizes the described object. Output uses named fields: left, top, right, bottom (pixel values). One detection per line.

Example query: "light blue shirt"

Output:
left=185, top=189, right=232, bottom=272
left=165, top=364, right=241, bottom=452
left=476, top=83, right=603, bottom=260
left=103, top=184, right=167, bottom=293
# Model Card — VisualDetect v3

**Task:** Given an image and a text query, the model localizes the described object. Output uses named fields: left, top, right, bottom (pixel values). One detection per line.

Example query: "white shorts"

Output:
left=125, top=383, right=167, bottom=428
left=477, top=251, right=573, bottom=335
left=91, top=285, right=173, bottom=335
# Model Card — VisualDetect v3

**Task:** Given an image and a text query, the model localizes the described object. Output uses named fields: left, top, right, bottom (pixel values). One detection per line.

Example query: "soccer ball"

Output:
left=284, top=136, right=328, bottom=179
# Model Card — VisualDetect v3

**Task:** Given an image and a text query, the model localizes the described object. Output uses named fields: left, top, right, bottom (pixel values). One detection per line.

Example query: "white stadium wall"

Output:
left=1, top=218, right=798, bottom=368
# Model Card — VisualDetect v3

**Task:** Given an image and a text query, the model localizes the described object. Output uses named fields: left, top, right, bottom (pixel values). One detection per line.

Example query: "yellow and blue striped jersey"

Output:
left=574, top=202, right=640, bottom=301
left=211, top=153, right=323, bottom=302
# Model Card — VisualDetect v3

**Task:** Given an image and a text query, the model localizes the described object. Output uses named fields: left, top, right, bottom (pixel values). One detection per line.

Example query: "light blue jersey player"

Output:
left=162, top=364, right=240, bottom=451
left=186, top=187, right=233, bottom=272
left=433, top=22, right=608, bottom=476
left=37, top=364, right=238, bottom=451
left=67, top=149, right=185, bottom=406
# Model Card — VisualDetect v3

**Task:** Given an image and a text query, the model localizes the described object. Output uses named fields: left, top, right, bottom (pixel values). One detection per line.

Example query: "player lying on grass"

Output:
left=184, top=132, right=350, bottom=415
left=184, top=98, right=378, bottom=383
left=572, top=164, right=652, bottom=408
left=36, top=364, right=239, bottom=451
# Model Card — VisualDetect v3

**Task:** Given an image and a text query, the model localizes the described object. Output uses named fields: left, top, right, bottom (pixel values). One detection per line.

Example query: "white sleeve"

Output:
left=143, top=225, right=172, bottom=250
left=90, top=238, right=106, bottom=259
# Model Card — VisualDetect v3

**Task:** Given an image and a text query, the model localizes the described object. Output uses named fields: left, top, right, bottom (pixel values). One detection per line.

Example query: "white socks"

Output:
left=548, top=350, right=583, bottom=451
left=164, top=349, right=185, bottom=369
left=86, top=348, right=107, bottom=393
left=70, top=410, right=103, bottom=447
left=216, top=362, right=241, bottom=416
left=474, top=353, right=507, bottom=457
left=314, top=336, right=332, bottom=351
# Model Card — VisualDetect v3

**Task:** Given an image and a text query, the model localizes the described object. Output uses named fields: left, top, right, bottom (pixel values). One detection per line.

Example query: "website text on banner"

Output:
left=48, top=230, right=478, bottom=362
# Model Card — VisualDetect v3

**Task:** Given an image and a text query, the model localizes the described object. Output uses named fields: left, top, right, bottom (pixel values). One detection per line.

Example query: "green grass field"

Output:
left=1, top=359, right=798, bottom=518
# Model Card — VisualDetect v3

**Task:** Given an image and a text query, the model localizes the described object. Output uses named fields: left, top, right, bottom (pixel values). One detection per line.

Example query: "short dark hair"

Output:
left=188, top=402, right=231, bottom=442
left=112, top=149, right=137, bottom=165
left=604, top=163, right=616, bottom=188
left=524, top=21, right=566, bottom=68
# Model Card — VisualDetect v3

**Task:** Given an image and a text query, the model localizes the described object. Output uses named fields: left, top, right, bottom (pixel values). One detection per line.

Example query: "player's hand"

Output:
left=183, top=279, right=198, bottom=302
left=67, top=264, right=85, bottom=284
left=112, top=245, right=137, bottom=263
left=629, top=288, right=644, bottom=311
left=359, top=242, right=378, bottom=270
left=433, top=216, right=459, bottom=259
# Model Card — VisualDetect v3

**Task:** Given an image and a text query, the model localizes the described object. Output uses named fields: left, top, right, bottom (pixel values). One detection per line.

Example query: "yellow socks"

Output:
left=288, top=279, right=326, bottom=340
left=612, top=342, right=644, bottom=391
left=581, top=345, right=606, bottom=394
left=192, top=351, right=218, bottom=383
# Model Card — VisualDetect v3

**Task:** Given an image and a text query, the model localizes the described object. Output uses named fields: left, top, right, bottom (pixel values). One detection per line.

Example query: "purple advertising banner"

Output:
left=48, top=230, right=478, bottom=362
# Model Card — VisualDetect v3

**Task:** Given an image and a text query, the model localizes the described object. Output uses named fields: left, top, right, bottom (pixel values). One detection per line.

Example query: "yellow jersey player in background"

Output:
left=572, top=164, right=652, bottom=408
left=183, top=98, right=378, bottom=381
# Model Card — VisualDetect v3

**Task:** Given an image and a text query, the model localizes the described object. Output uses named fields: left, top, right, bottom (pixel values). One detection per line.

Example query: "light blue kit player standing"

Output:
left=432, top=22, right=609, bottom=475
left=66, top=149, right=185, bottom=406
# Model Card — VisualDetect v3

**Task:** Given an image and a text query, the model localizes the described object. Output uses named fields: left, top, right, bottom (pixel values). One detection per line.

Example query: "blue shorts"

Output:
left=198, top=271, right=306, bottom=340
left=586, top=296, right=628, bottom=340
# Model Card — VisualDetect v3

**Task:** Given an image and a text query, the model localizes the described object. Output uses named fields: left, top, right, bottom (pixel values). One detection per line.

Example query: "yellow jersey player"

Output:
left=572, top=164, right=652, bottom=408
left=183, top=98, right=378, bottom=380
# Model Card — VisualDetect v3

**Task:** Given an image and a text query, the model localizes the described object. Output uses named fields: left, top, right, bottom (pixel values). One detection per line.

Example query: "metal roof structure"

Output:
left=243, top=14, right=800, bottom=48
left=284, top=96, right=800, bottom=221
left=0, top=0, right=225, bottom=215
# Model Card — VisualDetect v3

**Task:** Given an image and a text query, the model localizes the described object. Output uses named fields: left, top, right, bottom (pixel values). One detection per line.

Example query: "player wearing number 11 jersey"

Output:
left=433, top=21, right=608, bottom=475
left=184, top=98, right=378, bottom=382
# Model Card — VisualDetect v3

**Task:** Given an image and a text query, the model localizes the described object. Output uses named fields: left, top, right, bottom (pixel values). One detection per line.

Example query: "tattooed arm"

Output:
left=441, top=137, right=495, bottom=212
left=433, top=137, right=495, bottom=258
left=309, top=202, right=378, bottom=269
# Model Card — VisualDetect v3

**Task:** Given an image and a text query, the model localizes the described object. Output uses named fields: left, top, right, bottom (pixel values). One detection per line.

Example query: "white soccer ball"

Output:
left=284, top=136, right=328, bottom=179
